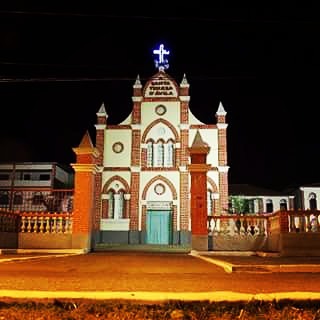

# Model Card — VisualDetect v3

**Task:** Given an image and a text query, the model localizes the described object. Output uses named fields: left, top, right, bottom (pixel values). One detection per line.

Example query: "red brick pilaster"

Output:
left=173, top=204, right=177, bottom=231
left=190, top=173, right=208, bottom=235
left=129, top=173, right=140, bottom=230
left=131, top=130, right=141, bottom=166
left=180, top=172, right=189, bottom=231
left=71, top=131, right=99, bottom=250
left=280, top=211, right=289, bottom=233
left=180, top=130, right=188, bottom=166
left=180, top=102, right=189, bottom=124
left=217, top=120, right=229, bottom=215
left=132, top=102, right=141, bottom=124
left=219, top=172, right=229, bottom=214
left=141, top=204, right=147, bottom=231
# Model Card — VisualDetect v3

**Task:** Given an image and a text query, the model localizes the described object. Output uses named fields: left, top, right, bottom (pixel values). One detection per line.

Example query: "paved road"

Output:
left=1, top=252, right=320, bottom=296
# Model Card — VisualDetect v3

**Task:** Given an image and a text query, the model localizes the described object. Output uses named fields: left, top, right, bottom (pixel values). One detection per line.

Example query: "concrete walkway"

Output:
left=1, top=250, right=320, bottom=302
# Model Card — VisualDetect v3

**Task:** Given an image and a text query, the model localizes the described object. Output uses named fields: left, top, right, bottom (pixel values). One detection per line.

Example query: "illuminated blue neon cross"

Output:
left=153, top=44, right=170, bottom=70
left=153, top=44, right=170, bottom=64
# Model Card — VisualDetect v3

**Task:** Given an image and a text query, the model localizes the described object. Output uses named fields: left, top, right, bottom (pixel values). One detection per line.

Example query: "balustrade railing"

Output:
left=20, top=212, right=73, bottom=234
left=288, top=210, right=320, bottom=233
left=207, top=214, right=268, bottom=236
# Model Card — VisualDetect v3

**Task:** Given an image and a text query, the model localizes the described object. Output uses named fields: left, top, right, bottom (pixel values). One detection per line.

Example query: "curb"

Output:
left=190, top=251, right=320, bottom=273
left=2, top=290, right=320, bottom=302
left=0, top=249, right=88, bottom=255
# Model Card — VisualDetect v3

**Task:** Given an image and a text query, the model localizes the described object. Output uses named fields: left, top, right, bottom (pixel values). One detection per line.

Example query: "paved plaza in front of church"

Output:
left=1, top=251, right=320, bottom=301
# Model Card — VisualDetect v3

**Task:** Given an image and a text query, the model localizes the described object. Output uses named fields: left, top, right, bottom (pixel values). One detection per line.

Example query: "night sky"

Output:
left=0, top=3, right=319, bottom=190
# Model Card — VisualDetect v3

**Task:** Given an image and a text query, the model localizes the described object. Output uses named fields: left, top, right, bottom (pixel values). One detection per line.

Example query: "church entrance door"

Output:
left=146, top=210, right=171, bottom=244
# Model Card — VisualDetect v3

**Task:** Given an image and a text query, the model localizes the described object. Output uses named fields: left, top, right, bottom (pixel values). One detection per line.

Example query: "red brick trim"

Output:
left=142, top=175, right=177, bottom=200
left=106, top=125, right=131, bottom=129
left=103, top=167, right=131, bottom=171
left=207, top=176, right=218, bottom=193
left=141, top=205, right=147, bottom=230
left=102, top=175, right=130, bottom=194
left=141, top=167, right=178, bottom=171
left=190, top=124, right=216, bottom=129
left=141, top=119, right=179, bottom=143
left=143, top=97, right=179, bottom=102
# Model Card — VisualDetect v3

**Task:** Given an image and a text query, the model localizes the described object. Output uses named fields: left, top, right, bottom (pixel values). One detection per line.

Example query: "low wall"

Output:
left=280, top=233, right=320, bottom=256
left=19, top=233, right=72, bottom=249
left=267, top=233, right=280, bottom=252
left=0, top=232, right=18, bottom=249
left=212, top=234, right=268, bottom=251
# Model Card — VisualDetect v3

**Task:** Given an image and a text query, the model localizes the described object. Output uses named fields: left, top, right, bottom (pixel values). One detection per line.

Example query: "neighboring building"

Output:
left=94, top=44, right=229, bottom=246
left=0, top=162, right=74, bottom=212
left=292, top=183, right=320, bottom=210
left=228, top=184, right=295, bottom=214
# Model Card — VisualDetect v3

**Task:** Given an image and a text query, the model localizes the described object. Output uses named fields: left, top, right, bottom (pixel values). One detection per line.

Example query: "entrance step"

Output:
left=94, top=244, right=191, bottom=253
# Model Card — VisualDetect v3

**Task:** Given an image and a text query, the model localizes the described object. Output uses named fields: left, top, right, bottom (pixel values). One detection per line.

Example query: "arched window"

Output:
left=108, top=190, right=125, bottom=219
left=108, top=191, right=114, bottom=218
left=147, top=141, right=153, bottom=167
left=280, top=199, right=287, bottom=210
left=266, top=199, right=274, bottom=213
left=156, top=141, right=164, bottom=167
left=165, top=140, right=174, bottom=167
left=114, top=191, right=124, bottom=219
left=309, top=193, right=317, bottom=210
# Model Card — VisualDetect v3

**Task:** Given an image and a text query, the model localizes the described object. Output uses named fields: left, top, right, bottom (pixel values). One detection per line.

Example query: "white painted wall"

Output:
left=104, top=129, right=132, bottom=167
left=189, top=109, right=204, bottom=125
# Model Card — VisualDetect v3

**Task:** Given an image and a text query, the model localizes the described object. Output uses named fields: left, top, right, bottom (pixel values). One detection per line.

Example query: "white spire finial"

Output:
left=133, top=74, right=142, bottom=88
left=180, top=73, right=189, bottom=87
left=97, top=103, right=108, bottom=117
left=216, top=101, right=227, bottom=116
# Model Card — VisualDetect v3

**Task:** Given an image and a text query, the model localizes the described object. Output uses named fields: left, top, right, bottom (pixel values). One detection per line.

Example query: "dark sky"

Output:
left=0, top=3, right=319, bottom=190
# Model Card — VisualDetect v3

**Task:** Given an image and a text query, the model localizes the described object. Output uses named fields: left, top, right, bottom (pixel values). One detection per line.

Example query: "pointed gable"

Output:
left=143, top=71, right=178, bottom=98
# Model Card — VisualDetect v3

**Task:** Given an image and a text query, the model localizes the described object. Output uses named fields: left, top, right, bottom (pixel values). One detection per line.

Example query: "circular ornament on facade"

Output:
left=155, top=104, right=167, bottom=116
left=154, top=183, right=165, bottom=195
left=112, top=142, right=124, bottom=153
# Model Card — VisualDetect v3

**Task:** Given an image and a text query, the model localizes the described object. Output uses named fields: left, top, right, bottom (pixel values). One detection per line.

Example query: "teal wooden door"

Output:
left=146, top=210, right=171, bottom=244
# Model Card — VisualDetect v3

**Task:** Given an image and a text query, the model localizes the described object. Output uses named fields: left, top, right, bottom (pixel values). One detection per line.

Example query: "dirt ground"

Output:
left=0, top=298, right=320, bottom=319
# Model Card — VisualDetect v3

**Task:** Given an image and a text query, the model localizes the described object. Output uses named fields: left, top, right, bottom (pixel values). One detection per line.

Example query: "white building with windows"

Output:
left=228, top=184, right=295, bottom=214
left=293, top=183, right=320, bottom=210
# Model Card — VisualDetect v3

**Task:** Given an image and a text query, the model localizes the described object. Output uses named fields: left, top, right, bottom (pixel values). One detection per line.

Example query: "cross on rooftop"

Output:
left=153, top=44, right=170, bottom=71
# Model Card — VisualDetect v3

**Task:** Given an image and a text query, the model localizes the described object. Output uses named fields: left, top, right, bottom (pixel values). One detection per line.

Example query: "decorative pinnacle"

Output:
left=133, top=74, right=142, bottom=88
left=216, top=101, right=227, bottom=116
left=180, top=73, right=189, bottom=87
left=97, top=103, right=108, bottom=118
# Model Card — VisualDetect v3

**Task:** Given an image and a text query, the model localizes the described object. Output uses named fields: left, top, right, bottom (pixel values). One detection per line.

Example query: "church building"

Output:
left=93, top=44, right=229, bottom=247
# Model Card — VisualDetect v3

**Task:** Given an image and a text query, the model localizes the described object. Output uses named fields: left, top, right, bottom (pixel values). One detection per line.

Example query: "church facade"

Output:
left=93, top=48, right=229, bottom=246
